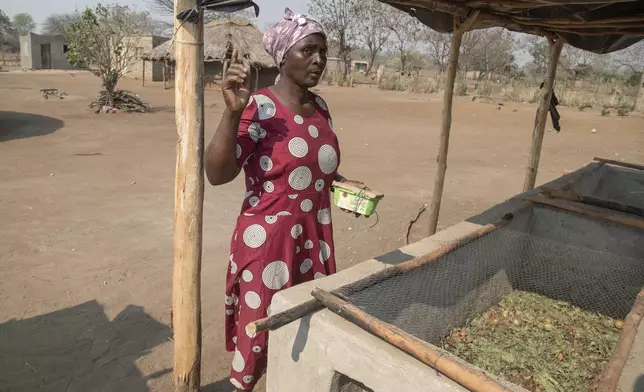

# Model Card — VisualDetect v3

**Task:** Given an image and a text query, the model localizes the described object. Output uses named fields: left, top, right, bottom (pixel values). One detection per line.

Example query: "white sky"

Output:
left=2, top=0, right=307, bottom=32
left=3, top=0, right=533, bottom=64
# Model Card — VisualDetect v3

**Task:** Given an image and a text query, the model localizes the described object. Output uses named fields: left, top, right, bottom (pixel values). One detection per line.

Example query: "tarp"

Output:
left=381, top=0, right=644, bottom=54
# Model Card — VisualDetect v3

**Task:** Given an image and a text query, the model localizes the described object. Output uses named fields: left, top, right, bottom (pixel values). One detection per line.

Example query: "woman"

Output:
left=205, top=8, right=364, bottom=391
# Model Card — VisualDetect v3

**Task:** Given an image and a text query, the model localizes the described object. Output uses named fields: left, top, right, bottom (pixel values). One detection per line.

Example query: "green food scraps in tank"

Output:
left=442, top=291, right=621, bottom=392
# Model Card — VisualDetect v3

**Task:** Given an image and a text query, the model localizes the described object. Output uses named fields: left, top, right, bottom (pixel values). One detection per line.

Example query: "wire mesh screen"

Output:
left=338, top=221, right=644, bottom=346
left=574, top=165, right=644, bottom=211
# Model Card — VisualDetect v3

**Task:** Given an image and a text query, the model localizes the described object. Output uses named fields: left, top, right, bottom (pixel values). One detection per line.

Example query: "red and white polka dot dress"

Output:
left=225, top=88, right=339, bottom=390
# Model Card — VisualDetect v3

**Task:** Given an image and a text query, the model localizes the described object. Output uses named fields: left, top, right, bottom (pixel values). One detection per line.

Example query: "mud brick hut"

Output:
left=143, top=19, right=277, bottom=90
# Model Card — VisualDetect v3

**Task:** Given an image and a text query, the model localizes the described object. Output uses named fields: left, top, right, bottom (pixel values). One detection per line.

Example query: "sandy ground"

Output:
left=1, top=71, right=643, bottom=392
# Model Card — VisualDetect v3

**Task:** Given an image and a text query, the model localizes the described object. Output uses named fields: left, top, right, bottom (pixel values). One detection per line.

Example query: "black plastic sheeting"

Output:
left=381, top=0, right=644, bottom=54
left=177, top=0, right=259, bottom=23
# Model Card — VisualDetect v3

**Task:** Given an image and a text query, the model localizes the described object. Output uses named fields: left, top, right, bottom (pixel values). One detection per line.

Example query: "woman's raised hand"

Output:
left=222, top=49, right=251, bottom=113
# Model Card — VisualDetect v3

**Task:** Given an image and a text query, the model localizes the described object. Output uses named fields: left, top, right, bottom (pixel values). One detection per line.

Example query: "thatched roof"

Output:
left=380, top=0, right=644, bottom=54
left=143, top=19, right=275, bottom=68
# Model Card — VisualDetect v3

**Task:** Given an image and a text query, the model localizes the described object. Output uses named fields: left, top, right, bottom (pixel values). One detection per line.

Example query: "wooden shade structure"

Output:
left=376, top=0, right=644, bottom=234
left=168, top=0, right=644, bottom=390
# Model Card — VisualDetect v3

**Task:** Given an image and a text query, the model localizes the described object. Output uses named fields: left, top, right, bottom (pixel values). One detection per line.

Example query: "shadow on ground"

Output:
left=202, top=379, right=235, bottom=392
left=0, top=111, right=64, bottom=142
left=635, top=375, right=644, bottom=392
left=0, top=300, right=171, bottom=392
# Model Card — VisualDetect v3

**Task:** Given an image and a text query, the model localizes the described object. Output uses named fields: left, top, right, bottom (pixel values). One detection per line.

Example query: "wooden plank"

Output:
left=527, top=196, right=644, bottom=230
left=593, top=157, right=644, bottom=171
left=523, top=38, right=563, bottom=192
left=246, top=205, right=529, bottom=334
left=172, top=1, right=205, bottom=391
left=542, top=187, right=644, bottom=217
left=595, top=288, right=644, bottom=392
left=312, top=287, right=514, bottom=392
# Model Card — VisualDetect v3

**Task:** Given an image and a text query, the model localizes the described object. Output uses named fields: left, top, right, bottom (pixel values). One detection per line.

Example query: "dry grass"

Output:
left=501, top=84, right=540, bottom=104
left=443, top=291, right=621, bottom=392
left=498, top=83, right=635, bottom=114
left=474, top=82, right=493, bottom=98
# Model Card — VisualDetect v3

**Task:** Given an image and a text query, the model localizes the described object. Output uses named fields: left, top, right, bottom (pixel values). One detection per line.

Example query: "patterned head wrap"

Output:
left=263, top=8, right=326, bottom=68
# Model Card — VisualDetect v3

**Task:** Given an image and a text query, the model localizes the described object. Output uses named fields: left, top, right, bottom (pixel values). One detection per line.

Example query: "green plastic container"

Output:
left=331, top=182, right=384, bottom=217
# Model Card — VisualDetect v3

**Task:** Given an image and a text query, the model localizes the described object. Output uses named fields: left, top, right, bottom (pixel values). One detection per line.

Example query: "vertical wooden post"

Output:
left=376, top=64, right=384, bottom=86
left=163, top=59, right=167, bottom=89
left=427, top=13, right=479, bottom=236
left=172, top=0, right=204, bottom=391
left=142, top=59, right=146, bottom=87
left=522, top=38, right=563, bottom=192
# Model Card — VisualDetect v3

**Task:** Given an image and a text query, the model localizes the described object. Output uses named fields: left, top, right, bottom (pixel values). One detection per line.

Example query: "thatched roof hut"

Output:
left=143, top=19, right=275, bottom=68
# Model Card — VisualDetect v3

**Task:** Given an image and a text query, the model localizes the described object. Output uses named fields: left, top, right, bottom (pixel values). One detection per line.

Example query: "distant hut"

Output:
left=142, top=19, right=278, bottom=90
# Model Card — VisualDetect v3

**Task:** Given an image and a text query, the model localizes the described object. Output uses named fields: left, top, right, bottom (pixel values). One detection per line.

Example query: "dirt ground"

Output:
left=1, top=71, right=642, bottom=392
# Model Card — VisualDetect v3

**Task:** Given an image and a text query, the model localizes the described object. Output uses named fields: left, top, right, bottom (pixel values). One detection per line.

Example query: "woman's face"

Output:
left=281, top=33, right=327, bottom=88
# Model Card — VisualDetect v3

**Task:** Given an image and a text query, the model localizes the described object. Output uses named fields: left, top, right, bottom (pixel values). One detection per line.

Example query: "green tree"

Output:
left=0, top=9, right=18, bottom=52
left=65, top=4, right=149, bottom=111
left=12, top=13, right=36, bottom=36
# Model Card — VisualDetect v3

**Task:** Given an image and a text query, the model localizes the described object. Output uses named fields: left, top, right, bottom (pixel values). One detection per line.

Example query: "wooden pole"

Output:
left=593, top=157, right=644, bottom=171
left=522, top=38, right=563, bottom=192
left=427, top=13, right=480, bottom=236
left=163, top=59, right=167, bottom=90
left=142, top=59, right=146, bottom=87
left=312, top=288, right=513, bottom=392
left=541, top=187, right=644, bottom=217
left=246, top=204, right=528, bottom=334
left=594, top=288, right=644, bottom=392
left=172, top=0, right=204, bottom=391
left=527, top=196, right=644, bottom=230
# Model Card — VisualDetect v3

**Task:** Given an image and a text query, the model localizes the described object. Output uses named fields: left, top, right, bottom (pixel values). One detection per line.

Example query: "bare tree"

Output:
left=386, top=11, right=422, bottom=73
left=526, top=35, right=549, bottom=75
left=611, top=41, right=644, bottom=75
left=356, top=0, right=390, bottom=75
left=42, top=13, right=80, bottom=35
left=559, top=44, right=595, bottom=82
left=309, top=0, right=363, bottom=79
left=460, top=28, right=516, bottom=81
left=423, top=29, right=451, bottom=73
left=44, top=10, right=167, bottom=37
left=611, top=42, right=644, bottom=110
left=0, top=9, right=18, bottom=52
